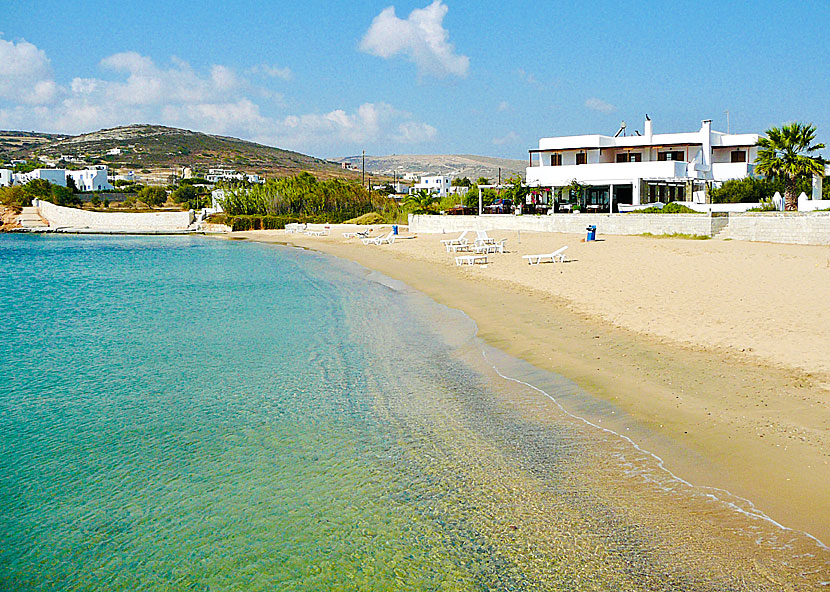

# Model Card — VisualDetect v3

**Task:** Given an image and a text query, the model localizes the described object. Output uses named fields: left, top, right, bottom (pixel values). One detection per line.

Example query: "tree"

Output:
left=171, top=184, right=198, bottom=207
left=476, top=176, right=491, bottom=186
left=755, top=122, right=825, bottom=211
left=89, top=193, right=101, bottom=208
left=402, top=189, right=439, bottom=214
left=452, top=176, right=472, bottom=187
left=138, top=186, right=167, bottom=208
left=501, top=174, right=528, bottom=207
left=66, top=176, right=78, bottom=193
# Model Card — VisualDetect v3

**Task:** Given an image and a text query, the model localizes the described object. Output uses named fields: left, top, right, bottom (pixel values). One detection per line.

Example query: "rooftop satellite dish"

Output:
left=614, top=121, right=627, bottom=137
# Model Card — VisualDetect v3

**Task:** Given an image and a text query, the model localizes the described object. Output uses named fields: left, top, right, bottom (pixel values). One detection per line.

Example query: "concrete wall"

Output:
left=410, top=213, right=719, bottom=237
left=720, top=212, right=830, bottom=245
left=35, top=199, right=194, bottom=231
left=410, top=212, right=830, bottom=245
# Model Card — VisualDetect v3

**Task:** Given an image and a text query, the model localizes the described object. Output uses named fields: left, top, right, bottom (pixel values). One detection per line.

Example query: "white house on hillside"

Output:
left=67, top=166, right=113, bottom=191
left=6, top=166, right=114, bottom=191
left=411, top=175, right=451, bottom=197
left=0, top=169, right=12, bottom=187
left=526, top=117, right=760, bottom=212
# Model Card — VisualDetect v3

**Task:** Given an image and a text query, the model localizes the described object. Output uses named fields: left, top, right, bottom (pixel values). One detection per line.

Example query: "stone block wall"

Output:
left=35, top=200, right=194, bottom=231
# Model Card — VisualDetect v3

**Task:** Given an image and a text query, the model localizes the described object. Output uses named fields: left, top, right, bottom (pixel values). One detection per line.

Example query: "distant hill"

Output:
left=337, top=153, right=527, bottom=181
left=0, top=130, right=69, bottom=159
left=28, top=125, right=353, bottom=180
left=1, top=124, right=527, bottom=185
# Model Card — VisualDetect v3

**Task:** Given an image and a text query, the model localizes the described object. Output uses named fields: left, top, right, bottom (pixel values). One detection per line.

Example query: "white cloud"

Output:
left=0, top=37, right=57, bottom=104
left=0, top=41, right=438, bottom=155
left=585, top=97, right=617, bottom=113
left=360, top=1, right=469, bottom=78
left=274, top=102, right=436, bottom=148
left=250, top=64, right=293, bottom=81
left=492, top=131, right=519, bottom=145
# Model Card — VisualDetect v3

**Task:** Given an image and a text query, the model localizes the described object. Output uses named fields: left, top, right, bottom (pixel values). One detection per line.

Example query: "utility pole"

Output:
left=725, top=110, right=730, bottom=134
left=362, top=150, right=365, bottom=190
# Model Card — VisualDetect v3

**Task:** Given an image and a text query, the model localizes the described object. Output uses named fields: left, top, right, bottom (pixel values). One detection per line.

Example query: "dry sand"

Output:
left=232, top=225, right=830, bottom=544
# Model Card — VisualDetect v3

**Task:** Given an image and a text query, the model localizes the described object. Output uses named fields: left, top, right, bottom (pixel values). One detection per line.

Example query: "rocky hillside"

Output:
left=27, top=125, right=353, bottom=180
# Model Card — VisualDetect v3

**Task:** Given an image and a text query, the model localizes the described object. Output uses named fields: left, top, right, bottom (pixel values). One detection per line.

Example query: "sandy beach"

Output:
left=233, top=226, right=830, bottom=544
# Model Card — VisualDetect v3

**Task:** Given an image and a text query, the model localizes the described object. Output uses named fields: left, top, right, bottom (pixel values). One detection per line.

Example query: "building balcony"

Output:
left=526, top=160, right=689, bottom=187
left=711, top=162, right=755, bottom=181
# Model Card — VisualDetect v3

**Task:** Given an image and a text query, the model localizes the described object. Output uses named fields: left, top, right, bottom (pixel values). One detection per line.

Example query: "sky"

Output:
left=1, top=0, right=828, bottom=160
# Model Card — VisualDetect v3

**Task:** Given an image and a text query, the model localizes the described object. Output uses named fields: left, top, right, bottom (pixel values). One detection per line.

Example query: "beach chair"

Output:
left=343, top=230, right=370, bottom=239
left=475, top=230, right=495, bottom=245
left=475, top=239, right=506, bottom=254
left=305, top=227, right=329, bottom=237
left=362, top=231, right=393, bottom=245
left=455, top=254, right=488, bottom=266
left=522, top=246, right=568, bottom=265
left=446, top=240, right=470, bottom=252
left=440, top=231, right=468, bottom=248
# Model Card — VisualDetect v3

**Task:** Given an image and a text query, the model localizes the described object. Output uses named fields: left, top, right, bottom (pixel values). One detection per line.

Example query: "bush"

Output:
left=227, top=215, right=304, bottom=231
left=345, top=212, right=385, bottom=224
left=634, top=202, right=697, bottom=214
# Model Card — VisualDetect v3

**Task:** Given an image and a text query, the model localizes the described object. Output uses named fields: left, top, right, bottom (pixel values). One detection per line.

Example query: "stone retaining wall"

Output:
left=409, top=213, right=718, bottom=237
left=35, top=199, right=194, bottom=231
left=720, top=212, right=830, bottom=245
left=409, top=212, right=830, bottom=245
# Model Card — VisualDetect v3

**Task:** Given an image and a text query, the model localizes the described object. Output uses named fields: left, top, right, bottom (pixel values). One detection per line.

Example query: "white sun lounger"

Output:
left=342, top=230, right=370, bottom=239
left=522, top=246, right=568, bottom=265
left=362, top=231, right=395, bottom=245
left=305, top=227, right=329, bottom=236
left=455, top=254, right=488, bottom=266
left=474, top=239, right=506, bottom=254
left=440, top=231, right=468, bottom=248
left=446, top=240, right=470, bottom=252
left=475, top=230, right=495, bottom=245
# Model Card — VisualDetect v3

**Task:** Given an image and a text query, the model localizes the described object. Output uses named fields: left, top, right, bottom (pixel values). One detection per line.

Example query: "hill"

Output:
left=33, top=125, right=354, bottom=180
left=336, top=153, right=527, bottom=182
left=0, top=131, right=69, bottom=159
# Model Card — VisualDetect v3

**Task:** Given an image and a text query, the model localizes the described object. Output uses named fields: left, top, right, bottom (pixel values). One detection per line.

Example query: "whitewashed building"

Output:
left=411, top=175, right=451, bottom=197
left=205, top=168, right=264, bottom=184
left=10, top=166, right=113, bottom=191
left=0, top=169, right=12, bottom=187
left=526, top=117, right=760, bottom=211
left=67, top=166, right=113, bottom=191
left=14, top=168, right=68, bottom=187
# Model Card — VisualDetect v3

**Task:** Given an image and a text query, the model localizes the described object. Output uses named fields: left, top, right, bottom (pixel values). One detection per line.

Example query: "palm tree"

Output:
left=755, top=123, right=825, bottom=211
left=402, top=189, right=438, bottom=214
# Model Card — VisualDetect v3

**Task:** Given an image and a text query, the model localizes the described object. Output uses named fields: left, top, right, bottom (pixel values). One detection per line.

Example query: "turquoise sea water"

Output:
left=1, top=234, right=827, bottom=591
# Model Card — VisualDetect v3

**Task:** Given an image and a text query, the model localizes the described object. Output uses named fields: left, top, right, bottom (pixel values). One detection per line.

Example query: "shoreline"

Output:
left=230, top=227, right=830, bottom=545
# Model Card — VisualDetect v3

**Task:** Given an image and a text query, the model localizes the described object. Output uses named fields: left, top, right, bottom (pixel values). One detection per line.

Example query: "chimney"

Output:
left=700, top=119, right=713, bottom=171
left=644, top=114, right=652, bottom=139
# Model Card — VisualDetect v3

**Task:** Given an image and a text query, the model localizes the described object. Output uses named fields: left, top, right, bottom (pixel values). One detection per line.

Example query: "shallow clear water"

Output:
left=0, top=234, right=826, bottom=590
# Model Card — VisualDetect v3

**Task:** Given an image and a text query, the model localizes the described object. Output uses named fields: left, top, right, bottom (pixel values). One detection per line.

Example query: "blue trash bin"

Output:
left=586, top=225, right=597, bottom=241
left=392, top=224, right=398, bottom=235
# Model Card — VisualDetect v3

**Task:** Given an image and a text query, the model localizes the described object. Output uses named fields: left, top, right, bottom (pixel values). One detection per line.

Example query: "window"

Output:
left=616, top=152, right=642, bottom=163
left=550, top=153, right=562, bottom=166
left=657, top=151, right=685, bottom=162
left=576, top=152, right=587, bottom=165
left=731, top=150, right=747, bottom=163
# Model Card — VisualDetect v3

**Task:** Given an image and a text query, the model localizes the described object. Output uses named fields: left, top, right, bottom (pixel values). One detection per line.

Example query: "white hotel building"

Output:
left=526, top=117, right=759, bottom=212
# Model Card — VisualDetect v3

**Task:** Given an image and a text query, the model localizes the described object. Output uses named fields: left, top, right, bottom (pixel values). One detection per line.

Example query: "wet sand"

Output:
left=230, top=226, right=830, bottom=545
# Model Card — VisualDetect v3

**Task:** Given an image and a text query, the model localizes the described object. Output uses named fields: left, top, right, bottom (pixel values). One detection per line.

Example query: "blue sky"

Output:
left=1, top=0, right=828, bottom=159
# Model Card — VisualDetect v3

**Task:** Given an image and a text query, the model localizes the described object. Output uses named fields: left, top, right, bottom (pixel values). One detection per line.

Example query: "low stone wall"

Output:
left=35, top=199, right=194, bottom=231
left=409, top=213, right=718, bottom=237
left=721, top=212, right=830, bottom=245
left=409, top=212, right=830, bottom=245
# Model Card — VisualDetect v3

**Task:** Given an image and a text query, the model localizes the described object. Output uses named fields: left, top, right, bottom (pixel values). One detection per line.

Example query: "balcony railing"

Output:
left=527, top=160, right=688, bottom=186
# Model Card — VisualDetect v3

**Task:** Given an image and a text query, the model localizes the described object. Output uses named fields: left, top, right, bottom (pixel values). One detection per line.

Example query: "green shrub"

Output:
left=345, top=212, right=385, bottom=224
left=634, top=202, right=697, bottom=214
